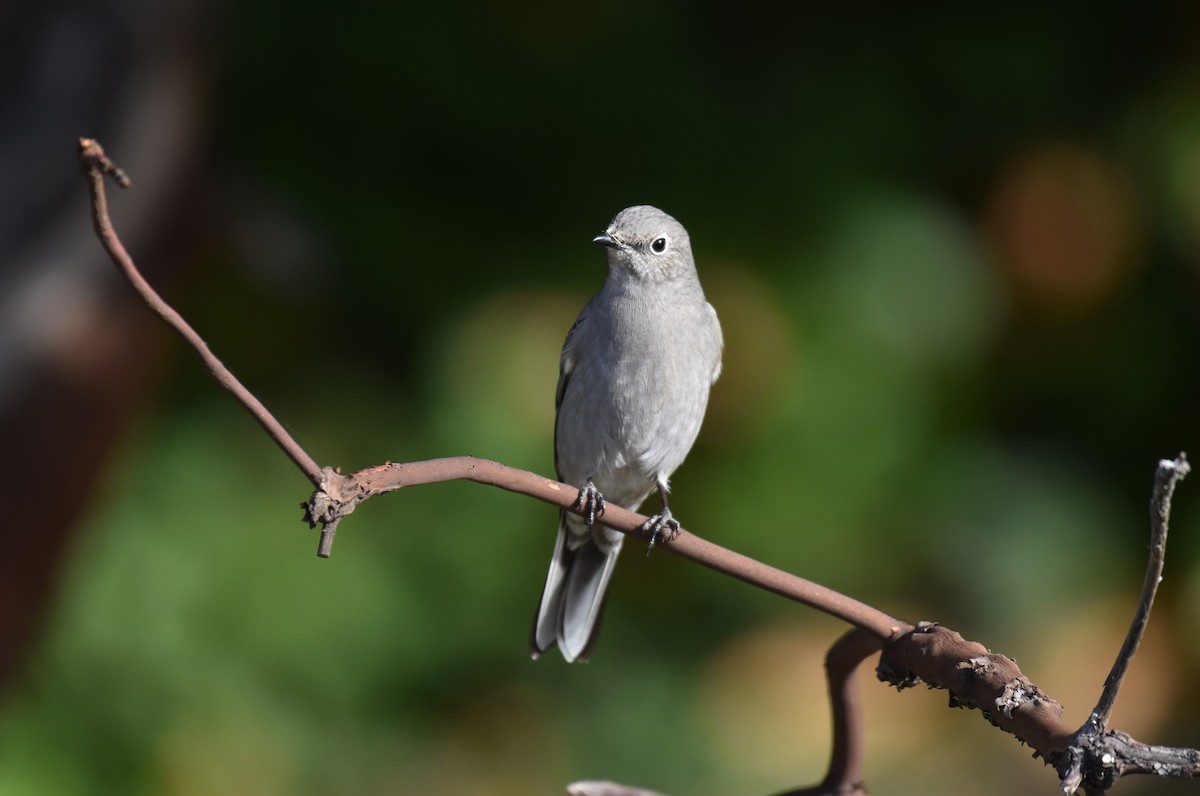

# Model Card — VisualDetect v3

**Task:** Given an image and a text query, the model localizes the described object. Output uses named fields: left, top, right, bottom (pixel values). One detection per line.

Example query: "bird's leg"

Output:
left=643, top=480, right=681, bottom=553
left=574, top=478, right=606, bottom=527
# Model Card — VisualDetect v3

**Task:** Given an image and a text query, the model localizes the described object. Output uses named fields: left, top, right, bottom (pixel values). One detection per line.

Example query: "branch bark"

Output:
left=304, top=459, right=905, bottom=636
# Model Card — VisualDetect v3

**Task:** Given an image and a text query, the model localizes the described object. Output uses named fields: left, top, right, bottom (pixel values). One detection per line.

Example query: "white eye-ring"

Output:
left=650, top=236, right=669, bottom=254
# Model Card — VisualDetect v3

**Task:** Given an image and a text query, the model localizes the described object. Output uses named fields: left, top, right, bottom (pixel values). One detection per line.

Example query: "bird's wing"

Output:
left=555, top=320, right=582, bottom=410
left=706, top=301, right=724, bottom=384
left=553, top=300, right=592, bottom=477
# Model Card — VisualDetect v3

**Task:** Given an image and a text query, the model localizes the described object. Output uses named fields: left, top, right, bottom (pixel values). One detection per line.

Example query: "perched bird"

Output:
left=531, top=205, right=723, bottom=662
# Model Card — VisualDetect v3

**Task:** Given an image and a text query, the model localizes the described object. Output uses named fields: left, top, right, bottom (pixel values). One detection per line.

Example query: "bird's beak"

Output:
left=592, top=231, right=620, bottom=249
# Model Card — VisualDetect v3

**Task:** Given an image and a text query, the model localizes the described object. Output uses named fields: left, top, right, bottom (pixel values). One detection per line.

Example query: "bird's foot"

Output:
left=574, top=479, right=606, bottom=527
left=642, top=508, right=680, bottom=554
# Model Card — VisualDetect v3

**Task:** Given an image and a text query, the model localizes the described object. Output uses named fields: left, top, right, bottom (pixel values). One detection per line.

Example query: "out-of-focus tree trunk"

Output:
left=0, top=0, right=213, bottom=693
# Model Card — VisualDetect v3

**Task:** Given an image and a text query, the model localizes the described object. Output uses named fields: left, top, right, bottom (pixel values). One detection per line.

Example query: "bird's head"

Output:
left=593, top=205, right=696, bottom=283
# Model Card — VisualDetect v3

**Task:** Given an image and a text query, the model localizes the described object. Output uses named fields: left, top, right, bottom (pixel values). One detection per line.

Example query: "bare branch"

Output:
left=878, top=622, right=1076, bottom=760
left=77, top=140, right=1200, bottom=795
left=1057, top=732, right=1200, bottom=795
left=1094, top=732, right=1200, bottom=779
left=77, top=137, right=323, bottom=486
left=306, top=459, right=907, bottom=638
left=877, top=455, right=1196, bottom=795
left=1059, top=453, right=1190, bottom=794
left=77, top=138, right=905, bottom=636
left=1085, top=454, right=1188, bottom=736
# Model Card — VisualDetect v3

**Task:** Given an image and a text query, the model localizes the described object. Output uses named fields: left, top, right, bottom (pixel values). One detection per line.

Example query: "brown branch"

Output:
left=773, top=628, right=879, bottom=796
left=878, top=623, right=1075, bottom=756
left=78, top=137, right=903, bottom=637
left=305, top=459, right=906, bottom=638
left=77, top=137, right=324, bottom=487
left=878, top=456, right=1197, bottom=794
left=78, top=139, right=1200, bottom=795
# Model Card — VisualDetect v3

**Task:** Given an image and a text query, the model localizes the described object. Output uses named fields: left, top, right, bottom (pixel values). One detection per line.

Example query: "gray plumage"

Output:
left=531, top=205, right=723, bottom=662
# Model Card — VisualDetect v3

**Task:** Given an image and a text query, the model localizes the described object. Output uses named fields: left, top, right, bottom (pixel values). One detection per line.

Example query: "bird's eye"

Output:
left=650, top=237, right=669, bottom=254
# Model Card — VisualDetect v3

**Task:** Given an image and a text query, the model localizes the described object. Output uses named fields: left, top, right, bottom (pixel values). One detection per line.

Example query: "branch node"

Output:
left=302, top=467, right=366, bottom=557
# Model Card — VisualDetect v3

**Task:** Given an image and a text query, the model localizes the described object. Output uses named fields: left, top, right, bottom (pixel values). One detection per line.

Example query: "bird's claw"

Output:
left=574, top=480, right=606, bottom=527
left=642, top=509, right=680, bottom=555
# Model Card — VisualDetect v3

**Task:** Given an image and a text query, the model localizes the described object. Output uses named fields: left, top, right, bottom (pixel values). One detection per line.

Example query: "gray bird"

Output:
left=531, top=205, right=723, bottom=662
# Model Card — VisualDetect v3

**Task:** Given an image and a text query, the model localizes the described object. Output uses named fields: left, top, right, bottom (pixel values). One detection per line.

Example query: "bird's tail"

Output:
left=530, top=512, right=622, bottom=662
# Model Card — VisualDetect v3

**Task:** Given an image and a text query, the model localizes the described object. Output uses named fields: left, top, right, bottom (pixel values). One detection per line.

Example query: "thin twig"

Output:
left=1085, top=454, right=1189, bottom=736
left=77, top=137, right=324, bottom=486
left=1060, top=453, right=1190, bottom=793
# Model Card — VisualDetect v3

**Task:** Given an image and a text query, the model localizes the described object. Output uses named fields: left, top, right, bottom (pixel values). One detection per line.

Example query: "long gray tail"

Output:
left=530, top=512, right=623, bottom=662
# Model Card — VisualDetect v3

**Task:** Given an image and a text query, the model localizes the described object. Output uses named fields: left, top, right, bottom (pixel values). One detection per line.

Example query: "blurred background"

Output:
left=3, top=1, right=1200, bottom=794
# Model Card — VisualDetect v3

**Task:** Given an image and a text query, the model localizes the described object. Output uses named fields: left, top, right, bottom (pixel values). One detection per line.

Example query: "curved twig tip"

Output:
left=78, top=137, right=131, bottom=188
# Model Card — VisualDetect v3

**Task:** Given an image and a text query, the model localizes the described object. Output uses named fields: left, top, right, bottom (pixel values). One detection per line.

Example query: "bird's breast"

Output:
left=555, top=287, right=719, bottom=496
